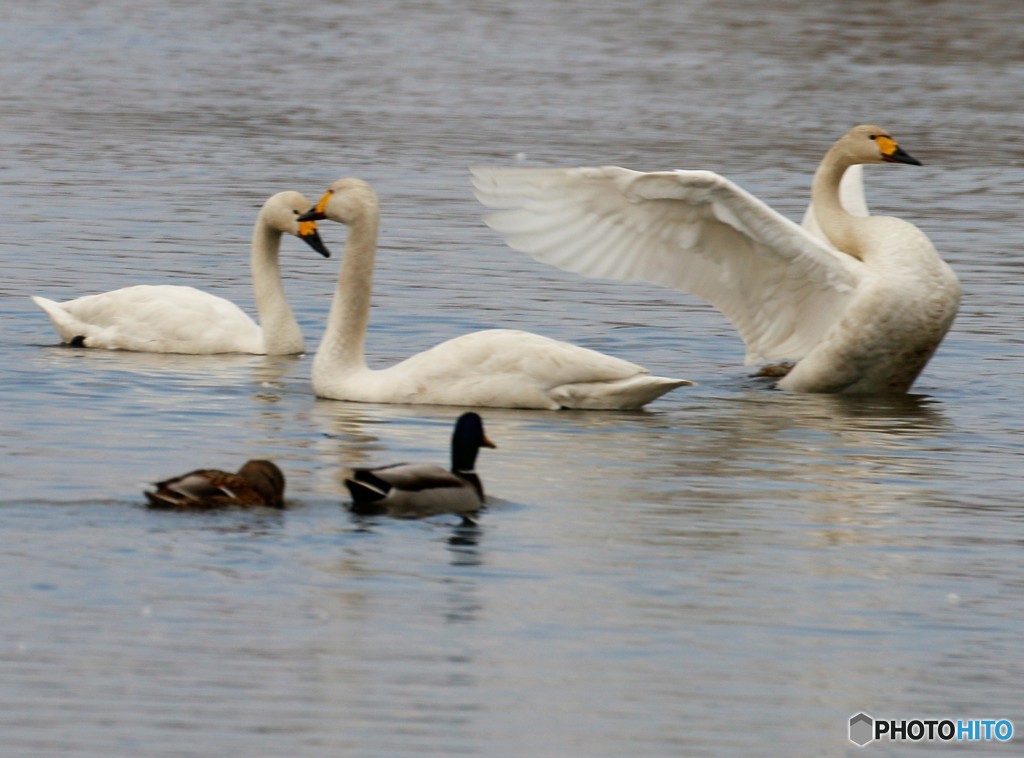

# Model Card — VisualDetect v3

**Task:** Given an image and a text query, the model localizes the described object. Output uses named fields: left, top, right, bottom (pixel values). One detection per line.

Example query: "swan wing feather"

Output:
left=473, top=166, right=866, bottom=364
left=389, top=329, right=644, bottom=389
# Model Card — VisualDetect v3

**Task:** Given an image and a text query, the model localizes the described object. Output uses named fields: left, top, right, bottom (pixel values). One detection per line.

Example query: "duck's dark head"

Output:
left=451, top=412, right=496, bottom=473
left=237, top=459, right=286, bottom=508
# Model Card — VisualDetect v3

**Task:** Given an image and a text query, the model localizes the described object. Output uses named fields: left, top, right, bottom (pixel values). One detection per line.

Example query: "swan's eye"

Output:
left=292, top=209, right=299, bottom=215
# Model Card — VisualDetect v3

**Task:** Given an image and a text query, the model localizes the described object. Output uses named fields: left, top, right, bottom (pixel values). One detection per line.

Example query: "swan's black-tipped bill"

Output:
left=883, top=145, right=922, bottom=166
left=299, top=227, right=331, bottom=258
left=297, top=208, right=326, bottom=223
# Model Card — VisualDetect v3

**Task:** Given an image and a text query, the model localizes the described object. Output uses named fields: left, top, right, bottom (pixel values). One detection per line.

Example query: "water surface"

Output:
left=1, top=1, right=1023, bottom=755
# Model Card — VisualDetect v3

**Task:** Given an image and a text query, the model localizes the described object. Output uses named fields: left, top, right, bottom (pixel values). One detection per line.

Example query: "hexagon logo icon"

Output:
left=849, top=712, right=874, bottom=747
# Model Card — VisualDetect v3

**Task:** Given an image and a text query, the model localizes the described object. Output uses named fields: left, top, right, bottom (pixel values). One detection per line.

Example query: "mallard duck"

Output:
left=32, top=191, right=330, bottom=354
left=144, top=459, right=285, bottom=509
left=472, top=125, right=961, bottom=394
left=297, top=178, right=692, bottom=409
left=345, top=412, right=496, bottom=518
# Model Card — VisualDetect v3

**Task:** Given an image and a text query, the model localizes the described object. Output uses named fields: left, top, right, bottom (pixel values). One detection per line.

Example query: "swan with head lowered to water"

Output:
left=31, top=191, right=330, bottom=354
left=472, top=125, right=961, bottom=394
left=297, top=178, right=692, bottom=410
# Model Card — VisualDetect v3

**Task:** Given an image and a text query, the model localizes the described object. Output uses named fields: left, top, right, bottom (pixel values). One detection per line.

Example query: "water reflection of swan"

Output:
left=308, top=400, right=677, bottom=509
left=599, top=393, right=955, bottom=527
left=298, top=179, right=692, bottom=410
left=473, top=125, right=961, bottom=394
left=309, top=389, right=954, bottom=529
left=33, top=348, right=305, bottom=401
left=31, top=191, right=330, bottom=354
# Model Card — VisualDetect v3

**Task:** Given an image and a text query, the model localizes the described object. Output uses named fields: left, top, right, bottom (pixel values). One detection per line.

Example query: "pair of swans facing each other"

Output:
left=473, top=124, right=962, bottom=395
left=33, top=186, right=692, bottom=410
left=32, top=192, right=331, bottom=355
left=144, top=413, right=494, bottom=518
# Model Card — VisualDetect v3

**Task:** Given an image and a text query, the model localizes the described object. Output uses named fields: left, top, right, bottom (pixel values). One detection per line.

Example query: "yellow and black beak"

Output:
left=877, top=135, right=922, bottom=166
left=481, top=433, right=497, bottom=450
left=297, top=220, right=331, bottom=258
left=297, top=190, right=331, bottom=223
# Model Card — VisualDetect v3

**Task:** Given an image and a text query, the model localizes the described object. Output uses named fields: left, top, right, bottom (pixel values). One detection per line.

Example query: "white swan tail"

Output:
left=31, top=296, right=90, bottom=345
left=550, top=375, right=695, bottom=410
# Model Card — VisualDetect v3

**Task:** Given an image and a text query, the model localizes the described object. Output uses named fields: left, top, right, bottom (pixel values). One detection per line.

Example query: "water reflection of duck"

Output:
left=345, top=412, right=495, bottom=519
left=473, top=125, right=960, bottom=395
left=144, top=459, right=285, bottom=509
left=32, top=192, right=330, bottom=354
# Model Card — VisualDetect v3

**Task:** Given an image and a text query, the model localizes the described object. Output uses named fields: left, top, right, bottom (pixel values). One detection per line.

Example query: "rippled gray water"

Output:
left=2, top=1, right=1023, bottom=755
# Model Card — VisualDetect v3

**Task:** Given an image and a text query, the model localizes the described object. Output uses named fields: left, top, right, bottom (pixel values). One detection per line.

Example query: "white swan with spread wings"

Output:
left=473, top=125, right=960, bottom=394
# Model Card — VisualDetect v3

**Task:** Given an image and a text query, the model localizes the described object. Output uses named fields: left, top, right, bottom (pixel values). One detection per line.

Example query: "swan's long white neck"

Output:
left=313, top=206, right=379, bottom=377
left=811, top=146, right=866, bottom=261
left=251, top=213, right=302, bottom=353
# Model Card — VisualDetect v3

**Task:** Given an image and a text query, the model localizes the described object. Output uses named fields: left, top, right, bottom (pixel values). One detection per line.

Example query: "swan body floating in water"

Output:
left=32, top=191, right=330, bottom=354
left=144, top=459, right=285, bottom=509
left=345, top=412, right=495, bottom=518
left=297, top=178, right=692, bottom=410
left=472, top=125, right=961, bottom=394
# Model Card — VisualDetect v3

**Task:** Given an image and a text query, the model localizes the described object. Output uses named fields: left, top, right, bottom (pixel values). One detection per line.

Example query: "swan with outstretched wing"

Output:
left=473, top=125, right=960, bottom=394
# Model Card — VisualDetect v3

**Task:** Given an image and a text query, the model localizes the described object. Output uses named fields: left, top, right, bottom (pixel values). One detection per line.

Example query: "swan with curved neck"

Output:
left=299, top=178, right=693, bottom=410
left=473, top=125, right=961, bottom=394
left=32, top=191, right=330, bottom=354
